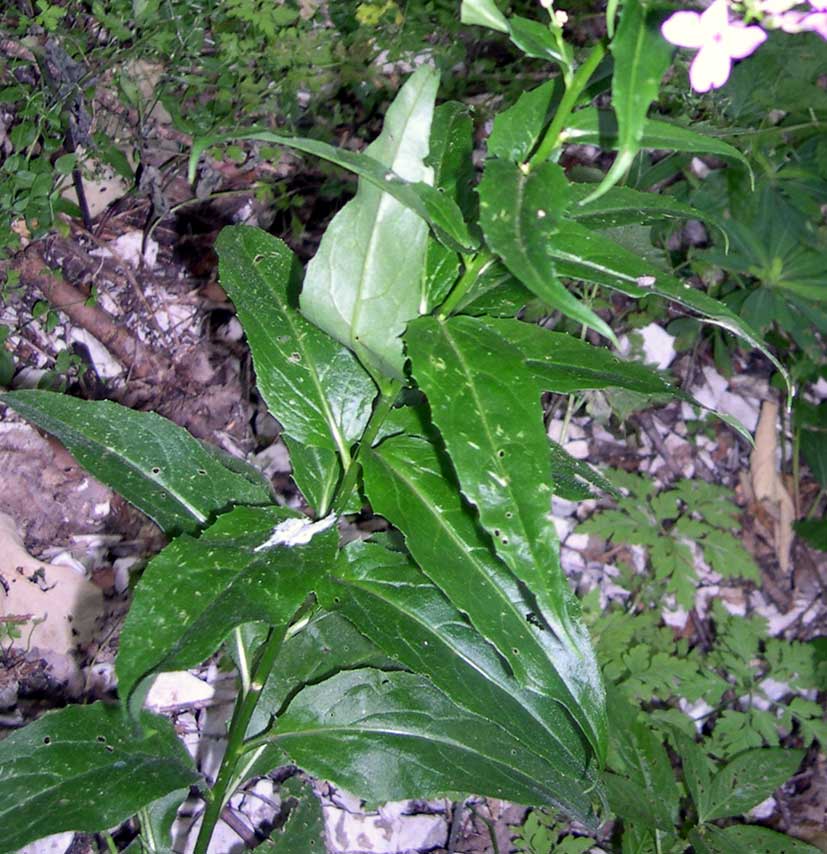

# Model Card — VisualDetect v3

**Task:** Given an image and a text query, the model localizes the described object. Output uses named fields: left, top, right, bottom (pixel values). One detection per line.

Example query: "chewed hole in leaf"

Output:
left=42, top=736, right=51, bottom=745
left=151, top=466, right=161, bottom=475
left=96, top=735, right=106, bottom=743
left=497, top=449, right=505, bottom=458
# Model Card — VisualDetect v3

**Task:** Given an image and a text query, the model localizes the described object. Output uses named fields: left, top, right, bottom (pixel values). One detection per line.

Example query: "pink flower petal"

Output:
left=722, top=24, right=767, bottom=59
left=803, top=11, right=827, bottom=37
left=661, top=10, right=707, bottom=47
left=690, top=44, right=732, bottom=92
left=809, top=0, right=827, bottom=11
left=700, top=0, right=731, bottom=35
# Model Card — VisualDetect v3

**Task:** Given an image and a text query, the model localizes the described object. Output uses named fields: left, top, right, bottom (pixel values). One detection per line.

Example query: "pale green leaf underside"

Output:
left=1, top=390, right=270, bottom=535
left=460, top=0, right=509, bottom=32
left=301, top=66, right=439, bottom=380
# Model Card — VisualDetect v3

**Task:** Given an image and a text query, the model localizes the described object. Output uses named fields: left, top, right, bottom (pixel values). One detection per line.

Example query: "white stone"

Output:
left=812, top=376, right=827, bottom=400
left=90, top=230, right=159, bottom=269
left=565, top=532, right=590, bottom=551
left=552, top=496, right=578, bottom=518
left=662, top=605, right=689, bottom=630
left=15, top=832, right=76, bottom=853
left=144, top=671, right=215, bottom=712
left=637, top=322, right=677, bottom=371
left=760, top=678, right=791, bottom=702
left=565, top=439, right=590, bottom=460
left=68, top=327, right=124, bottom=379
left=749, top=796, right=777, bottom=820
left=552, top=515, right=575, bottom=541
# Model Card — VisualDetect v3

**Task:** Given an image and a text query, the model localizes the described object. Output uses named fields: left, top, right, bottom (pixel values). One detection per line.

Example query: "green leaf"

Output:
left=422, top=237, right=462, bottom=315
left=671, top=729, right=713, bottom=821
left=461, top=0, right=508, bottom=32
left=247, top=608, right=395, bottom=737
left=454, top=261, right=533, bottom=317
left=1, top=390, right=270, bottom=535
left=216, top=226, right=376, bottom=455
left=796, top=518, right=827, bottom=551
left=0, top=703, right=198, bottom=852
left=607, top=690, right=680, bottom=834
left=564, top=110, right=753, bottom=176
left=327, top=540, right=602, bottom=819
left=478, top=158, right=617, bottom=343
left=585, top=0, right=672, bottom=201
left=487, top=80, right=557, bottom=163
left=550, top=440, right=620, bottom=500
left=189, top=137, right=475, bottom=255
left=300, top=67, right=439, bottom=380
left=545, top=220, right=788, bottom=400
left=116, top=506, right=338, bottom=706
left=568, top=184, right=727, bottom=246
left=704, top=748, right=805, bottom=821
left=508, top=16, right=570, bottom=69
left=700, top=824, right=821, bottom=854
left=282, top=437, right=340, bottom=515
left=362, top=433, right=605, bottom=764
left=269, top=776, right=327, bottom=852
left=406, top=315, right=606, bottom=760
left=274, top=669, right=601, bottom=824
left=134, top=788, right=189, bottom=854
left=427, top=101, right=476, bottom=220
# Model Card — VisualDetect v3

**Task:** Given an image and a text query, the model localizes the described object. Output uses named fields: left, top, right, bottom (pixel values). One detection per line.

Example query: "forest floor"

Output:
left=1, top=122, right=827, bottom=854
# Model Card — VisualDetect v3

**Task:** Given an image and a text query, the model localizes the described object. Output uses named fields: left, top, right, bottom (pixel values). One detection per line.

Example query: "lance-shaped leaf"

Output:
left=585, top=0, right=672, bottom=202
left=454, top=261, right=533, bottom=317
left=427, top=101, right=477, bottom=220
left=461, top=0, right=509, bottom=32
left=116, top=506, right=338, bottom=705
left=406, top=316, right=606, bottom=756
left=508, top=16, right=572, bottom=71
left=216, top=226, right=376, bottom=508
left=1, top=390, right=270, bottom=536
left=326, top=540, right=602, bottom=820
left=273, top=668, right=601, bottom=825
left=568, top=183, right=726, bottom=244
left=550, top=440, right=620, bottom=500
left=299, top=67, right=439, bottom=380
left=697, top=825, right=821, bottom=854
left=563, top=109, right=753, bottom=177
left=478, top=158, right=617, bottom=343
left=487, top=80, right=557, bottom=163
left=362, top=433, right=607, bottom=764
left=545, top=220, right=789, bottom=395
left=703, top=748, right=805, bottom=822
left=0, top=702, right=198, bottom=852
left=189, top=136, right=475, bottom=254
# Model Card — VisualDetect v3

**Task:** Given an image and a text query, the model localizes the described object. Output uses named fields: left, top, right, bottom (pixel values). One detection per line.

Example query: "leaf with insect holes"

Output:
left=272, top=668, right=603, bottom=826
left=325, top=540, right=603, bottom=819
left=0, top=703, right=198, bottom=852
left=478, top=159, right=616, bottom=342
left=1, top=390, right=270, bottom=536
left=216, top=226, right=376, bottom=511
left=362, top=431, right=607, bottom=765
left=116, top=506, right=337, bottom=709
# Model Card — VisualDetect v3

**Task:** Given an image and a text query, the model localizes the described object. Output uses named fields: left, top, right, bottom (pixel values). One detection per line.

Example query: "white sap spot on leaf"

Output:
left=536, top=209, right=547, bottom=219
left=254, top=513, right=337, bottom=552
left=636, top=276, right=656, bottom=287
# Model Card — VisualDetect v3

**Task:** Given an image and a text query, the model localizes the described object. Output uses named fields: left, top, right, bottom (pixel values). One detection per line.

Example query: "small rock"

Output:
left=144, top=671, right=215, bottom=713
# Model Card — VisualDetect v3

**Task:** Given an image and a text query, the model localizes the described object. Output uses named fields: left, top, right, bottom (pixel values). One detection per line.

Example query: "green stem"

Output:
left=529, top=40, right=607, bottom=169
left=192, top=626, right=286, bottom=854
left=436, top=250, right=495, bottom=320
left=333, top=380, right=402, bottom=514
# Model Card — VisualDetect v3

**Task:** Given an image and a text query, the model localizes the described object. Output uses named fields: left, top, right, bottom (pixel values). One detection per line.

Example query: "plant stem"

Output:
left=333, top=380, right=401, bottom=514
left=436, top=249, right=495, bottom=320
left=192, top=626, right=286, bottom=854
left=529, top=40, right=607, bottom=169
